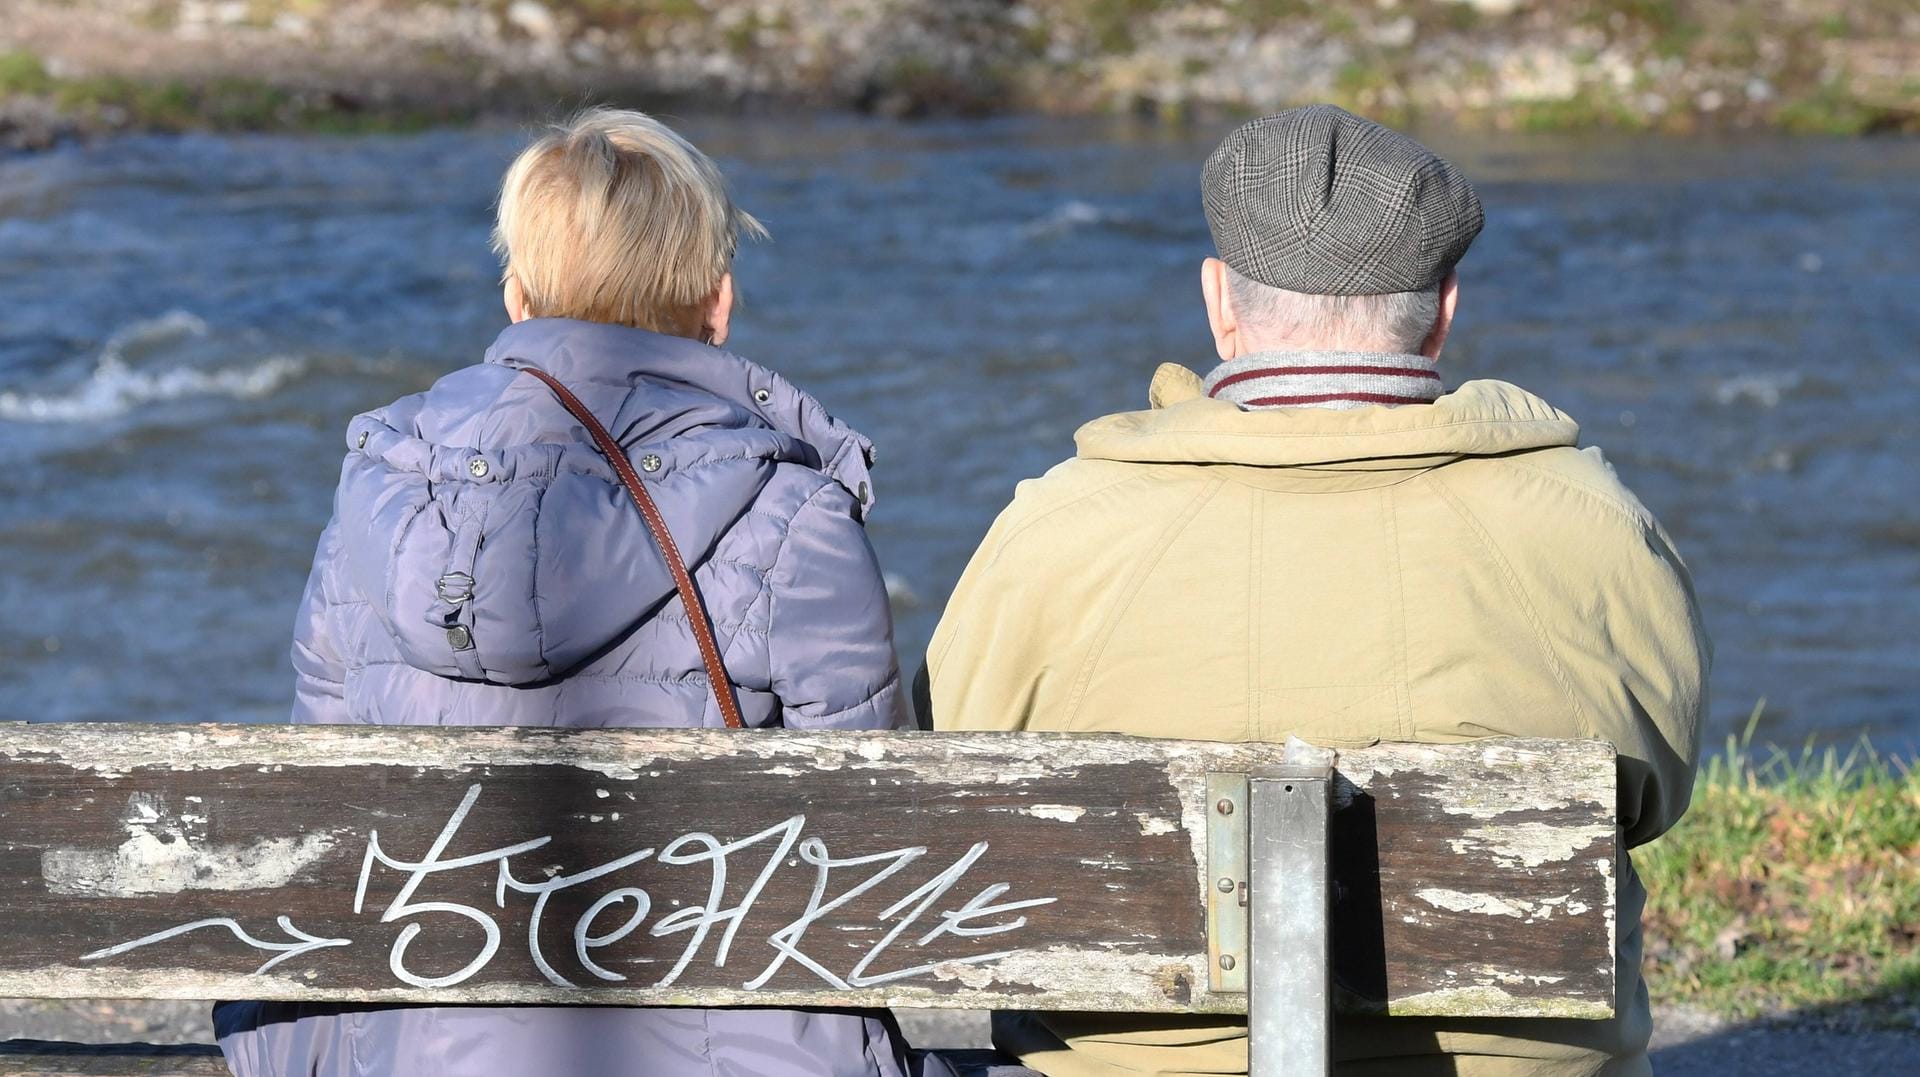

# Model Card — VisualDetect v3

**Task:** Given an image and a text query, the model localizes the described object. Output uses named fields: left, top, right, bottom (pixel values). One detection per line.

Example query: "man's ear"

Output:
left=702, top=273, right=735, bottom=346
left=1200, top=257, right=1239, bottom=361
left=503, top=276, right=533, bottom=324
left=1420, top=270, right=1459, bottom=360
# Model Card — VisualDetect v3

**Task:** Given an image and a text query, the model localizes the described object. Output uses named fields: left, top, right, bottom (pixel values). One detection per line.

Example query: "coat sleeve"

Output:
left=766, top=483, right=909, bottom=730
left=1600, top=516, right=1712, bottom=849
left=289, top=513, right=350, bottom=725
left=1473, top=459, right=1712, bottom=851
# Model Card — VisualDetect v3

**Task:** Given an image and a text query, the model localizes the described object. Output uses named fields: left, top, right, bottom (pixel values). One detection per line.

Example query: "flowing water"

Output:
left=1, top=117, right=1915, bottom=751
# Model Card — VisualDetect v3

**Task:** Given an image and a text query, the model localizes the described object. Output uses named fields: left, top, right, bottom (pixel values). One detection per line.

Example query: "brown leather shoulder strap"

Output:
left=518, top=365, right=746, bottom=730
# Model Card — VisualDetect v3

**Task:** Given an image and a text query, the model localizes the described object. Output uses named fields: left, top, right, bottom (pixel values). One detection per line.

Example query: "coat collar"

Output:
left=1080, top=362, right=1580, bottom=470
left=483, top=318, right=879, bottom=511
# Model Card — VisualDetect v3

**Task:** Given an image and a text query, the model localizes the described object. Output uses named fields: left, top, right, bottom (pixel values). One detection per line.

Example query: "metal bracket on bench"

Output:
left=1247, top=765, right=1333, bottom=1077
left=1205, top=772, right=1251, bottom=994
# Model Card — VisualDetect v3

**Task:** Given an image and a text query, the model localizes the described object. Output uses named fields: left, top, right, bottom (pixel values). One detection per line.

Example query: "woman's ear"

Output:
left=503, top=276, right=533, bottom=324
left=702, top=273, right=735, bottom=346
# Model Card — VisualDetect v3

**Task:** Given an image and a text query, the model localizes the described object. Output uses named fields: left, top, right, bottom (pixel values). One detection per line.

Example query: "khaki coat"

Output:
left=924, top=365, right=1710, bottom=1077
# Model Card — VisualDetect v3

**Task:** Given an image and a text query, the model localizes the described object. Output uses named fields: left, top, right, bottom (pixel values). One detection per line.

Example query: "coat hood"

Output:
left=1075, top=362, right=1580, bottom=471
left=332, top=319, right=877, bottom=686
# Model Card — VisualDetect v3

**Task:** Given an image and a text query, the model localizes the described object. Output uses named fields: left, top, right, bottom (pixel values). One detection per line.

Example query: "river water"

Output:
left=0, top=117, right=1915, bottom=752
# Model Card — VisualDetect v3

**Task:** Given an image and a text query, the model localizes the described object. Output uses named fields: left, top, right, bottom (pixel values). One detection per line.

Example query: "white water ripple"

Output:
left=0, top=311, right=308, bottom=423
left=0, top=354, right=309, bottom=423
left=1020, top=199, right=1122, bottom=241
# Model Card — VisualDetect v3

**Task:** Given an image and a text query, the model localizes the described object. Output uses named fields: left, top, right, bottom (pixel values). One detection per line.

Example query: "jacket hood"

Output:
left=1074, top=362, right=1580, bottom=470
left=333, top=319, right=878, bottom=686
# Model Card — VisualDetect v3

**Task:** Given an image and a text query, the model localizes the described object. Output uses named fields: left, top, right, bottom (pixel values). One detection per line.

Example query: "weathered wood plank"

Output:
left=0, top=1040, right=227, bottom=1077
left=0, top=725, right=1614, bottom=1018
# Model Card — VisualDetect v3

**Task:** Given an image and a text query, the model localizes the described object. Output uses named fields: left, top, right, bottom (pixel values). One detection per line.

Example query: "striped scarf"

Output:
left=1200, top=349, right=1443, bottom=410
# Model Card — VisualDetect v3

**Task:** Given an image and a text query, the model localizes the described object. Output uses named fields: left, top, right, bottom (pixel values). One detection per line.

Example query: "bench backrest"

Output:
left=0, top=724, right=1615, bottom=1022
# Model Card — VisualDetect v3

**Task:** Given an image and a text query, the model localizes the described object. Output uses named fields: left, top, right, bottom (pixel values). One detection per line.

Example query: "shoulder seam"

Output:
left=981, top=470, right=1154, bottom=573
left=1427, top=471, right=1601, bottom=741
left=1500, top=457, right=1653, bottom=531
left=1061, top=477, right=1228, bottom=730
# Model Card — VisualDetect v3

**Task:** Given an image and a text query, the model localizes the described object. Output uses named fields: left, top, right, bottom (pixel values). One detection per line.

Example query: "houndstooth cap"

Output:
left=1203, top=105, right=1483, bottom=296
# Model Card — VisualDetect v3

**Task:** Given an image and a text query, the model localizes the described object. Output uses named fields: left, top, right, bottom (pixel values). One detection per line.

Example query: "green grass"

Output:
left=0, top=50, right=56, bottom=96
left=1638, top=702, right=1920, bottom=1025
left=1774, top=80, right=1907, bottom=135
left=1, top=57, right=448, bottom=135
left=1509, top=93, right=1652, bottom=132
left=52, top=75, right=297, bottom=131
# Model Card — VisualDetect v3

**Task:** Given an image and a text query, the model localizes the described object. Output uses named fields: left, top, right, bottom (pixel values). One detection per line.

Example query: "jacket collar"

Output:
left=483, top=318, right=879, bottom=510
left=1077, top=362, right=1580, bottom=470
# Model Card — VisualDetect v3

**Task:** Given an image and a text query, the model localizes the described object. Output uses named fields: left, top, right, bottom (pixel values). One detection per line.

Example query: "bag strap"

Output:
left=518, top=365, right=746, bottom=730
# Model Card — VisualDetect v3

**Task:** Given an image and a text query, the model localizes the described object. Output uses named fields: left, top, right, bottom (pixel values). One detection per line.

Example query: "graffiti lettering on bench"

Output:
left=79, top=783, right=1057, bottom=990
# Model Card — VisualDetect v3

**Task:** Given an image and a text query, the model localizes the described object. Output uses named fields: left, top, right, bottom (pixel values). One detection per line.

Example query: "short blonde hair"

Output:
left=492, top=108, right=765, bottom=335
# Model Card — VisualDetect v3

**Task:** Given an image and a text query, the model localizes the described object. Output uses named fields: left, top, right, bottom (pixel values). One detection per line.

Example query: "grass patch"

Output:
left=1774, top=80, right=1909, bottom=135
left=0, top=50, right=56, bottom=97
left=52, top=75, right=297, bottom=131
left=5, top=61, right=451, bottom=136
left=1638, top=702, right=1920, bottom=1024
left=1509, top=93, right=1650, bottom=132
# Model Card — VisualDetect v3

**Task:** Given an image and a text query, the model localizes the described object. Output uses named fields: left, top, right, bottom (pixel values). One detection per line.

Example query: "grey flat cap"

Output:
left=1203, top=104, right=1483, bottom=295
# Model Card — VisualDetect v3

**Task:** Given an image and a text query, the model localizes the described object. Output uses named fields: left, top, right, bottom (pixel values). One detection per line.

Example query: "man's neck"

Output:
left=1202, top=348, right=1443, bottom=411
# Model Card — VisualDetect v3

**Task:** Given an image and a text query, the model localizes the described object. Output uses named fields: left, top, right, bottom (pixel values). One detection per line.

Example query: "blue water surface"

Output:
left=0, top=117, right=1915, bottom=751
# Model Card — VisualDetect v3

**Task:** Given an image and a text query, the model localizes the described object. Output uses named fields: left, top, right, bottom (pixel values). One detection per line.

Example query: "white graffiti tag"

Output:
left=79, top=783, right=1058, bottom=992
left=79, top=915, right=350, bottom=974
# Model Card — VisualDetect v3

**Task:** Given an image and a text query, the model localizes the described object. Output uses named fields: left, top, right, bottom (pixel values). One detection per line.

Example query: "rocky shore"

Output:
left=2, top=0, right=1916, bottom=149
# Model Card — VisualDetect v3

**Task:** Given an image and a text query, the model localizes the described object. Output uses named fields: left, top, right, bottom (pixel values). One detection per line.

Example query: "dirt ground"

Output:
left=5, top=999, right=1916, bottom=1073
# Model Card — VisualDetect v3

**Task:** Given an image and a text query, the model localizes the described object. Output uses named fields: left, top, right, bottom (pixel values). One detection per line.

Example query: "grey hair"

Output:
left=1226, top=267, right=1442, bottom=354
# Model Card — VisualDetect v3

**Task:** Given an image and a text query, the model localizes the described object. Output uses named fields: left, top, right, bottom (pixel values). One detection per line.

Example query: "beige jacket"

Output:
left=924, top=365, right=1710, bottom=1077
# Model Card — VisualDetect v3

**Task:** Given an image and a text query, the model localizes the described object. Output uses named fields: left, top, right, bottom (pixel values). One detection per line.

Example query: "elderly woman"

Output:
left=215, top=109, right=911, bottom=1077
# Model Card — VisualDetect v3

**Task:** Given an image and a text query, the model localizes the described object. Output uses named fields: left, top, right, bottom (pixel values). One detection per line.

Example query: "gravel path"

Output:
left=5, top=999, right=1914, bottom=1072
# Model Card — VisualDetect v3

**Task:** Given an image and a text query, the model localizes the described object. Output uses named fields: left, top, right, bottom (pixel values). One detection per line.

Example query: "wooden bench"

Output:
left=0, top=723, right=1617, bottom=1076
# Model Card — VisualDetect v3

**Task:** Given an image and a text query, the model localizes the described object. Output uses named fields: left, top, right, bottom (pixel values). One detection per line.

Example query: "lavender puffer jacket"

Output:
left=215, top=318, right=912, bottom=1077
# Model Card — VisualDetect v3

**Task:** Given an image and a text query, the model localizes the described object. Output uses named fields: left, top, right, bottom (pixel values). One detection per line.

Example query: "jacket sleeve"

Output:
left=1479, top=461, right=1712, bottom=850
left=766, top=483, right=909, bottom=730
left=1601, top=517, right=1712, bottom=849
left=289, top=513, right=350, bottom=725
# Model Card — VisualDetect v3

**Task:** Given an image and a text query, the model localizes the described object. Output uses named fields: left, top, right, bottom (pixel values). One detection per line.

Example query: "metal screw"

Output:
left=1216, top=877, right=1235, bottom=894
left=1218, top=954, right=1236, bottom=971
left=1215, top=798, right=1234, bottom=815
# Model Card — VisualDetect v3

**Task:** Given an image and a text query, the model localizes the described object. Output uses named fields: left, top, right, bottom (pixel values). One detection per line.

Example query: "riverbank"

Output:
left=2, top=0, right=1916, bottom=149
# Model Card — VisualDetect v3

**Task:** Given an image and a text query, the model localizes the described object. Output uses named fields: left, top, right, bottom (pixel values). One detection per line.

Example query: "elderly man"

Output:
left=921, top=105, right=1709, bottom=1076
